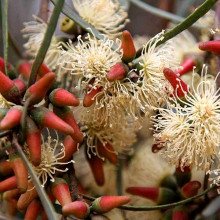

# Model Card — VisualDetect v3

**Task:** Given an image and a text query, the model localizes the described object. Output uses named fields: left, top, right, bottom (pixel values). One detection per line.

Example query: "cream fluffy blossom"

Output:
left=72, top=0, right=129, bottom=38
left=22, top=15, right=60, bottom=69
left=135, top=32, right=178, bottom=112
left=207, top=169, right=220, bottom=193
left=152, top=66, right=220, bottom=170
left=26, top=130, right=73, bottom=187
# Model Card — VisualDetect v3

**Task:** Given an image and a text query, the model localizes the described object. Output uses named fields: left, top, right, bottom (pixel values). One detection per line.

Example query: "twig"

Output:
left=116, top=157, right=123, bottom=195
left=0, top=130, right=12, bottom=138
left=82, top=185, right=217, bottom=211
left=38, top=0, right=49, bottom=22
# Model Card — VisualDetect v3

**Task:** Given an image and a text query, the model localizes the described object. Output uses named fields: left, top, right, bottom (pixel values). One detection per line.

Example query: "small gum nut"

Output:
left=0, top=57, right=6, bottom=72
left=83, top=86, right=103, bottom=107
left=172, top=206, right=188, bottom=220
left=160, top=175, right=178, bottom=191
left=60, top=17, right=77, bottom=34
left=0, top=70, right=20, bottom=104
left=31, top=107, right=75, bottom=138
left=175, top=58, right=196, bottom=76
left=97, top=142, right=118, bottom=165
left=54, top=107, right=83, bottom=143
left=51, top=177, right=72, bottom=206
left=91, top=196, right=131, bottom=213
left=49, top=88, right=79, bottom=107
left=17, top=61, right=31, bottom=79
left=163, top=68, right=189, bottom=98
left=0, top=106, right=22, bottom=130
left=13, top=78, right=27, bottom=95
left=0, top=161, right=13, bottom=177
left=121, top=30, right=136, bottom=63
left=86, top=153, right=105, bottom=186
left=17, top=182, right=38, bottom=211
left=198, top=40, right=220, bottom=55
left=47, top=187, right=56, bottom=203
left=107, top=62, right=128, bottom=82
left=24, top=199, right=42, bottom=220
left=37, top=63, right=51, bottom=78
left=9, top=153, right=28, bottom=193
left=24, top=72, right=56, bottom=105
left=4, top=189, right=20, bottom=201
left=6, top=199, right=18, bottom=217
left=0, top=176, right=17, bottom=193
left=26, top=117, right=41, bottom=166
left=175, top=165, right=191, bottom=187
left=181, top=181, right=201, bottom=199
left=126, top=187, right=177, bottom=205
left=60, top=135, right=77, bottom=162
left=62, top=201, right=90, bottom=219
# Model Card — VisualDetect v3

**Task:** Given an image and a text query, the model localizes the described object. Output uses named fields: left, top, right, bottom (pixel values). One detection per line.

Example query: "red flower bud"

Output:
left=181, top=181, right=201, bottom=198
left=37, top=63, right=51, bottom=78
left=0, top=71, right=20, bottom=104
left=175, top=58, right=196, bottom=76
left=0, top=176, right=17, bottom=193
left=97, top=142, right=118, bottom=165
left=0, top=106, right=22, bottom=130
left=49, top=88, right=79, bottom=107
left=60, top=135, right=77, bottom=162
left=10, top=153, right=28, bottom=193
left=51, top=178, right=72, bottom=206
left=17, top=182, right=38, bottom=211
left=13, top=78, right=27, bottom=95
left=107, top=62, right=128, bottom=82
left=62, top=201, right=90, bottom=218
left=198, top=40, right=220, bottom=55
left=86, top=153, right=105, bottom=186
left=0, top=161, right=13, bottom=177
left=91, top=196, right=130, bottom=213
left=83, top=86, right=102, bottom=107
left=17, top=61, right=31, bottom=79
left=126, top=187, right=177, bottom=205
left=26, top=117, right=41, bottom=166
left=121, top=30, right=136, bottom=63
left=0, top=108, right=9, bottom=120
left=24, top=72, right=56, bottom=105
left=24, top=199, right=42, bottom=220
left=31, top=107, right=75, bottom=138
left=6, top=199, right=18, bottom=217
left=54, top=107, right=83, bottom=143
left=4, top=189, right=20, bottom=201
left=172, top=206, right=188, bottom=220
left=163, top=68, right=189, bottom=98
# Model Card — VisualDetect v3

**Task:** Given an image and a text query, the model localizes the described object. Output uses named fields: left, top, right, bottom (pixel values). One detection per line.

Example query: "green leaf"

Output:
left=1, top=0, right=8, bottom=75
left=50, top=0, right=119, bottom=51
left=28, top=0, right=64, bottom=87
left=13, top=134, right=58, bottom=220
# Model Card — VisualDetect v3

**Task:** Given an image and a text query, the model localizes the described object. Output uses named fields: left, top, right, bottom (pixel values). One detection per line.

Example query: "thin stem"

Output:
left=134, top=0, right=218, bottom=59
left=28, top=0, right=64, bottom=87
left=130, top=0, right=204, bottom=29
left=0, top=130, right=12, bottom=138
left=116, top=157, right=123, bottom=195
left=82, top=185, right=216, bottom=211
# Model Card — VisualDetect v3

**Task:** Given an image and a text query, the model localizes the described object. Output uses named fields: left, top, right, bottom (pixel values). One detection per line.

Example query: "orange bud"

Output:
left=0, top=176, right=17, bottom=193
left=10, top=154, right=28, bottom=193
left=198, top=40, right=220, bottom=55
left=175, top=58, right=196, bottom=76
left=0, top=106, right=22, bottom=130
left=0, top=161, right=13, bottom=177
left=13, top=78, right=26, bottom=95
left=62, top=201, right=90, bottom=218
left=24, top=199, right=42, bottom=220
left=54, top=107, right=83, bottom=143
left=24, top=72, right=56, bottom=105
left=0, top=70, right=20, bottom=104
left=41, top=209, right=48, bottom=220
left=107, top=62, right=128, bottom=82
left=49, top=88, right=79, bottom=107
left=37, top=63, right=51, bottom=78
left=31, top=107, right=75, bottom=138
left=97, top=142, right=118, bottom=164
left=4, top=189, right=20, bottom=201
left=86, top=153, right=105, bottom=186
left=83, top=86, right=102, bottom=107
left=163, top=68, right=189, bottom=98
left=6, top=199, right=18, bottom=217
left=17, top=182, right=38, bottom=211
left=17, top=61, right=31, bottom=79
left=91, top=196, right=130, bottom=213
left=51, top=178, right=72, bottom=206
left=26, top=117, right=41, bottom=166
left=181, top=181, right=201, bottom=198
left=121, top=30, right=136, bottom=63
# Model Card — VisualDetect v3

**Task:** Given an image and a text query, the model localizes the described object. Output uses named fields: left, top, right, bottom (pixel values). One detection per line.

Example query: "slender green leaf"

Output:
left=1, top=0, right=8, bottom=75
left=28, top=0, right=64, bottom=87
left=13, top=134, right=58, bottom=220
left=50, top=0, right=119, bottom=51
